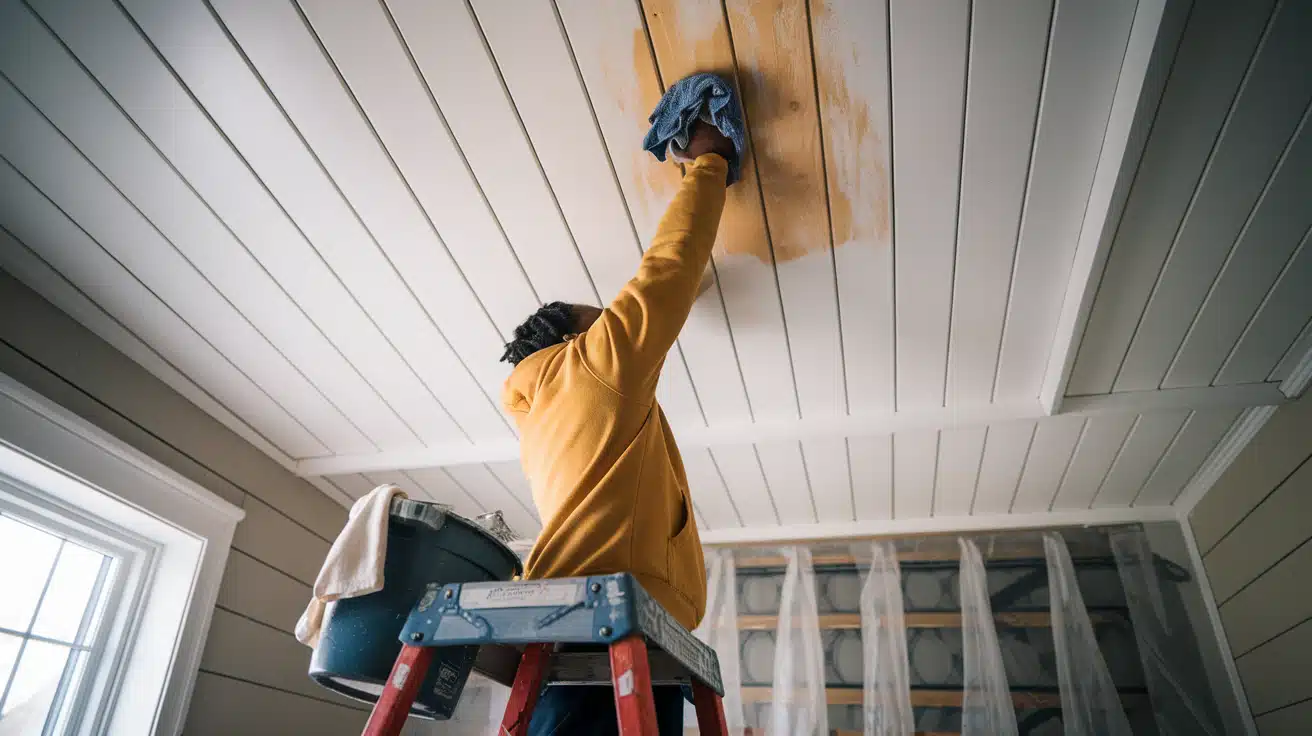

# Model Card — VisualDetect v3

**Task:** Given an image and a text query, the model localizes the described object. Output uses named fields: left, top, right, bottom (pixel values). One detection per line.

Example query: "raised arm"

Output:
left=577, top=150, right=730, bottom=396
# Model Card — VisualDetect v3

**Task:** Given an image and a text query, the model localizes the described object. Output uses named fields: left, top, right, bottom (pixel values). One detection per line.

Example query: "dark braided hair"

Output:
left=500, top=301, right=575, bottom=366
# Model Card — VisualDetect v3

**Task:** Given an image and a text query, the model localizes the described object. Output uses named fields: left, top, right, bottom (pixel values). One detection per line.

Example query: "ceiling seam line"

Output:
left=27, top=1, right=429, bottom=450
left=376, top=0, right=541, bottom=307
left=546, top=0, right=715, bottom=427
left=1087, top=415, right=1141, bottom=509
left=113, top=0, right=471, bottom=448
left=883, top=0, right=898, bottom=414
left=1109, top=0, right=1286, bottom=393
left=717, top=0, right=803, bottom=420
left=795, top=441, right=820, bottom=525
left=1128, top=409, right=1193, bottom=507
left=802, top=0, right=850, bottom=417
left=484, top=465, right=540, bottom=524
left=966, top=425, right=989, bottom=516
left=287, top=0, right=514, bottom=346
left=1268, top=314, right=1312, bottom=382
left=458, top=0, right=604, bottom=309
left=195, top=0, right=495, bottom=443
left=704, top=449, right=746, bottom=529
left=438, top=467, right=491, bottom=514
left=0, top=328, right=336, bottom=548
left=0, top=152, right=333, bottom=456
left=1162, top=102, right=1312, bottom=387
left=1212, top=226, right=1311, bottom=384
left=985, top=0, right=1056, bottom=404
left=943, top=0, right=974, bottom=409
left=750, top=445, right=784, bottom=526
left=1047, top=417, right=1090, bottom=512
left=1004, top=422, right=1040, bottom=514
left=927, top=431, right=942, bottom=518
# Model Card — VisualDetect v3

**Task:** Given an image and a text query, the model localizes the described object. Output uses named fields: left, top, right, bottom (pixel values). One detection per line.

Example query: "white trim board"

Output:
left=1172, top=404, right=1277, bottom=515
left=296, top=382, right=1288, bottom=475
left=697, top=505, right=1177, bottom=546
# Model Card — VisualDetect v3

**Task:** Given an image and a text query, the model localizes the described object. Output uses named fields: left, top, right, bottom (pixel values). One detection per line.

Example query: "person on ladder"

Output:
left=498, top=95, right=739, bottom=735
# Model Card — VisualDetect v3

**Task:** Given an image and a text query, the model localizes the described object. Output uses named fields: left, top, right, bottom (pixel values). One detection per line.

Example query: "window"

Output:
left=0, top=511, right=118, bottom=734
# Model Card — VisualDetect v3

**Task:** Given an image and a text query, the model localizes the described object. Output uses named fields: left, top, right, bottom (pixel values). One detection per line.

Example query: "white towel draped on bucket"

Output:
left=295, top=484, right=406, bottom=648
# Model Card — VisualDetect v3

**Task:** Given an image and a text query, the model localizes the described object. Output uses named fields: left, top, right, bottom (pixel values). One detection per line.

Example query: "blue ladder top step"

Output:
left=398, top=572, right=723, bottom=696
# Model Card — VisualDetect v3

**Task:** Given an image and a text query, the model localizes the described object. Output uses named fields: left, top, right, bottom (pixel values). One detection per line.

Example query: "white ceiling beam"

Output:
left=698, top=505, right=1179, bottom=546
left=1038, top=0, right=1184, bottom=414
left=294, top=381, right=1290, bottom=476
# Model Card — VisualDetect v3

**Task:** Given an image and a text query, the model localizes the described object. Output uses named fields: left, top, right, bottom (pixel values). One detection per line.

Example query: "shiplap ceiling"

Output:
left=0, top=0, right=1309, bottom=541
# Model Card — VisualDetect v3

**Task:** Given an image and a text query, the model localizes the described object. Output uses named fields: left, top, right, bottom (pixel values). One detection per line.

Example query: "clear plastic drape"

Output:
left=690, top=547, right=747, bottom=732
left=441, top=672, right=510, bottom=735
left=769, top=546, right=829, bottom=736
left=1044, top=532, right=1132, bottom=735
left=855, top=540, right=913, bottom=735
left=1110, top=527, right=1224, bottom=736
left=958, top=538, right=1018, bottom=736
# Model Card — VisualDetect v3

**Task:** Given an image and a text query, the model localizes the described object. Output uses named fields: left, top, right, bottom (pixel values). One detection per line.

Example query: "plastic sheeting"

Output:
left=1111, top=527, right=1225, bottom=736
left=691, top=547, right=747, bottom=732
left=853, top=540, right=913, bottom=735
left=1044, top=532, right=1132, bottom=735
left=439, top=672, right=510, bottom=735
left=769, top=546, right=829, bottom=736
left=958, top=538, right=1018, bottom=736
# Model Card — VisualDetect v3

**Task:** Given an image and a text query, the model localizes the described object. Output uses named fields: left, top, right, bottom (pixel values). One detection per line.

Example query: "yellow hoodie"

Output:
left=501, top=154, right=729, bottom=630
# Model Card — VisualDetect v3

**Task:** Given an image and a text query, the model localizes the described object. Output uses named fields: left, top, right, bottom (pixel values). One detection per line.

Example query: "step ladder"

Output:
left=362, top=573, right=729, bottom=736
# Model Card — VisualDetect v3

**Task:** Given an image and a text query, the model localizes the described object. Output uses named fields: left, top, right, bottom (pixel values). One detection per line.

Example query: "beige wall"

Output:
left=1191, top=393, right=1312, bottom=735
left=0, top=271, right=368, bottom=734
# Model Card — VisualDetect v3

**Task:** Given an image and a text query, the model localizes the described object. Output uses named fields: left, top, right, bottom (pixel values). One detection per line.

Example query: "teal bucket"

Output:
left=309, top=498, right=522, bottom=719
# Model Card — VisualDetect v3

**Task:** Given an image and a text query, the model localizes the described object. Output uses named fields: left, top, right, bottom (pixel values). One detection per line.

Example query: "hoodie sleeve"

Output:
left=576, top=154, right=729, bottom=396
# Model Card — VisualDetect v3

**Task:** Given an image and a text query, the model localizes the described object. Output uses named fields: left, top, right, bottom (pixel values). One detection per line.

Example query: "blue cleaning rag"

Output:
left=642, top=72, right=746, bottom=185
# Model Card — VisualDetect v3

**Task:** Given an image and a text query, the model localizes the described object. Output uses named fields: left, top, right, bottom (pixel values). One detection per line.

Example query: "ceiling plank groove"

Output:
left=1050, top=414, right=1137, bottom=511
left=1133, top=408, right=1240, bottom=507
left=932, top=426, right=986, bottom=518
left=893, top=429, right=938, bottom=519
left=849, top=434, right=893, bottom=521
left=1067, top=0, right=1277, bottom=395
left=1092, top=409, right=1189, bottom=507
left=1115, top=0, right=1312, bottom=392
left=754, top=439, right=816, bottom=524
left=970, top=420, right=1037, bottom=516
left=120, top=0, right=513, bottom=444
left=679, top=448, right=743, bottom=530
left=800, top=437, right=853, bottom=524
left=1215, top=230, right=1312, bottom=386
left=709, top=444, right=778, bottom=526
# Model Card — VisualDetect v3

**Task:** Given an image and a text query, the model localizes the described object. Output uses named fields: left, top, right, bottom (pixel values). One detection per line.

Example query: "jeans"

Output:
left=526, top=685, right=685, bottom=735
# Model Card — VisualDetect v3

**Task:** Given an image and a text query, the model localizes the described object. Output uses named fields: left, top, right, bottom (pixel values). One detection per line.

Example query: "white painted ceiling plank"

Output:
left=707, top=445, right=778, bottom=526
left=1049, top=414, right=1136, bottom=511
left=848, top=434, right=893, bottom=521
left=0, top=79, right=376, bottom=455
left=892, top=429, right=938, bottom=519
left=121, top=0, right=511, bottom=443
left=725, top=0, right=845, bottom=425
left=945, top=0, right=1051, bottom=406
left=306, top=476, right=354, bottom=509
left=994, top=0, right=1138, bottom=401
left=296, top=0, right=539, bottom=338
left=678, top=448, right=741, bottom=530
left=1216, top=231, right=1312, bottom=385
left=888, top=0, right=968, bottom=411
left=206, top=0, right=513, bottom=422
left=1091, top=410, right=1189, bottom=507
left=1010, top=415, right=1083, bottom=513
left=1067, top=0, right=1277, bottom=395
left=932, top=426, right=986, bottom=518
left=399, top=467, right=484, bottom=520
left=811, top=0, right=895, bottom=415
left=29, top=0, right=467, bottom=448
left=970, top=420, right=1037, bottom=516
left=555, top=0, right=747, bottom=428
left=326, top=474, right=377, bottom=502
left=1116, top=2, right=1312, bottom=392
left=800, top=437, right=852, bottom=524
left=442, top=463, right=540, bottom=537
left=1164, top=115, right=1312, bottom=388
left=0, top=168, right=326, bottom=458
left=754, top=440, right=815, bottom=524
left=1133, top=408, right=1240, bottom=507
left=6, top=2, right=430, bottom=453
left=468, top=0, right=710, bottom=427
